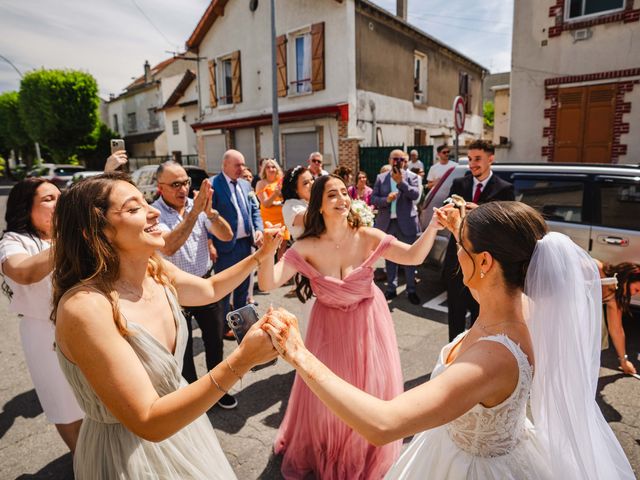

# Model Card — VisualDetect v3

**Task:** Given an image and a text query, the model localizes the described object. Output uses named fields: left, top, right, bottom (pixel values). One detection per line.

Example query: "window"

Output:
left=414, top=52, right=428, bottom=104
left=290, top=32, right=312, bottom=94
left=283, top=131, right=319, bottom=168
left=148, top=108, right=159, bottom=129
left=566, top=0, right=624, bottom=20
left=217, top=57, right=233, bottom=106
left=113, top=114, right=119, bottom=134
left=598, top=181, right=640, bottom=230
left=459, top=72, right=471, bottom=114
left=513, top=178, right=585, bottom=223
left=127, top=112, right=137, bottom=132
left=172, top=120, right=179, bottom=135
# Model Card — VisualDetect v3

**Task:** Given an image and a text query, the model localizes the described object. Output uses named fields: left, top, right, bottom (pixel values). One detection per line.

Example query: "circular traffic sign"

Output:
left=453, top=96, right=465, bottom=134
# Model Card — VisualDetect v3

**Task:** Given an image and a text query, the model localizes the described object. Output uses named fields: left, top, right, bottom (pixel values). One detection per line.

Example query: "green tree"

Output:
left=483, top=100, right=495, bottom=128
left=0, top=91, right=34, bottom=175
left=77, top=121, right=119, bottom=170
left=19, top=69, right=99, bottom=163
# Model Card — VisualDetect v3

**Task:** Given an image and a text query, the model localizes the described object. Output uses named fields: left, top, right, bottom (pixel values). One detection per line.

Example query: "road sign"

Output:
left=453, top=96, right=465, bottom=135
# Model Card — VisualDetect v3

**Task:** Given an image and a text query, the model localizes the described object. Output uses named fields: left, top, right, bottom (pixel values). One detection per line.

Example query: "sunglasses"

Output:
left=159, top=179, right=192, bottom=189
left=441, top=151, right=450, bottom=155
left=311, top=159, right=322, bottom=164
left=392, top=157, right=406, bottom=161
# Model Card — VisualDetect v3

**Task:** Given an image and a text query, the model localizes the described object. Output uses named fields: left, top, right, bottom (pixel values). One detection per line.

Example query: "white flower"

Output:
left=351, top=199, right=375, bottom=227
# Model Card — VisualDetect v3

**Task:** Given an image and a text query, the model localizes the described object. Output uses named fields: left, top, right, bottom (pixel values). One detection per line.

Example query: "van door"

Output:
left=510, top=174, right=591, bottom=250
left=590, top=175, right=640, bottom=265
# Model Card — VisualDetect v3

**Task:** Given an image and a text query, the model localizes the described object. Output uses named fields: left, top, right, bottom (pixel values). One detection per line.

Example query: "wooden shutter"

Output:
left=276, top=35, right=288, bottom=97
left=583, top=84, right=615, bottom=164
left=231, top=50, right=242, bottom=104
left=208, top=60, right=217, bottom=108
left=311, top=22, right=325, bottom=92
left=554, top=87, right=585, bottom=163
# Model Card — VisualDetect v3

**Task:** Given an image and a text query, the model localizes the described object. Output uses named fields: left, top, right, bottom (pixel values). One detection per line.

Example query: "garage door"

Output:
left=203, top=134, right=227, bottom=174
left=283, top=131, right=319, bottom=169
left=234, top=128, right=257, bottom=173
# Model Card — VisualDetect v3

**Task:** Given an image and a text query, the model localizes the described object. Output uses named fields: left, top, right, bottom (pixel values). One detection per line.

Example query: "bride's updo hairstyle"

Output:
left=460, top=201, right=548, bottom=290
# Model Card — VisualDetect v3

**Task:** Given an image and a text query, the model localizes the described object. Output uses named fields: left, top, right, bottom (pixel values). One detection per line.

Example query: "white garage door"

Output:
left=234, top=128, right=257, bottom=173
left=203, top=134, right=227, bottom=174
left=283, top=131, right=319, bottom=169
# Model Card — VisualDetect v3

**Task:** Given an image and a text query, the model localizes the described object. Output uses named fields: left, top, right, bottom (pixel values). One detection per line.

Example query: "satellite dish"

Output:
left=249, top=0, right=259, bottom=12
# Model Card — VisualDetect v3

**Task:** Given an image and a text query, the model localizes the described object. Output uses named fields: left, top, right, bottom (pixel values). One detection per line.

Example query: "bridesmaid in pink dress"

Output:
left=258, top=175, right=441, bottom=479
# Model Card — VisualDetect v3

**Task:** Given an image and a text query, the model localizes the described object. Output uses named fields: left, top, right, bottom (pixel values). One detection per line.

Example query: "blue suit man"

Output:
left=371, top=150, right=421, bottom=304
left=210, top=150, right=264, bottom=318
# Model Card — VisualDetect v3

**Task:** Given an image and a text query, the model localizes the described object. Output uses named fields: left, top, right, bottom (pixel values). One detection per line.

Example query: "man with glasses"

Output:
left=371, top=149, right=422, bottom=304
left=426, top=145, right=457, bottom=190
left=152, top=161, right=236, bottom=407
left=307, top=152, right=328, bottom=179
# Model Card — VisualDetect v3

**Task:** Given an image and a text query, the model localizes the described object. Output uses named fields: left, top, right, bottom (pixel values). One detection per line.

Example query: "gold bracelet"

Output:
left=208, top=370, right=228, bottom=394
left=226, top=358, right=243, bottom=382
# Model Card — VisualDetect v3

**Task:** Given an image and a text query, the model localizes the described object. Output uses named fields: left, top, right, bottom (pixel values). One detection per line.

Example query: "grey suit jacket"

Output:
left=371, top=170, right=421, bottom=237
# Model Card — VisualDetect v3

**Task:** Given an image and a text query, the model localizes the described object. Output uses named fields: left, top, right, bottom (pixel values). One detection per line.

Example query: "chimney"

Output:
left=396, top=0, right=407, bottom=21
left=144, top=60, right=151, bottom=83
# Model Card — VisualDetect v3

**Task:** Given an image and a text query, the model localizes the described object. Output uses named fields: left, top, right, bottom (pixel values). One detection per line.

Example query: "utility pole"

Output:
left=0, top=54, right=41, bottom=163
left=270, top=0, right=281, bottom=162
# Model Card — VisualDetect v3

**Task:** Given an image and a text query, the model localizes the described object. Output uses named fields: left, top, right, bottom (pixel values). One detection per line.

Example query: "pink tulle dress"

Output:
left=275, top=234, right=403, bottom=479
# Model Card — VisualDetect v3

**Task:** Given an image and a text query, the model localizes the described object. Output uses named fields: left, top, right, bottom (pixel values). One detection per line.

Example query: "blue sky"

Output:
left=0, top=0, right=512, bottom=98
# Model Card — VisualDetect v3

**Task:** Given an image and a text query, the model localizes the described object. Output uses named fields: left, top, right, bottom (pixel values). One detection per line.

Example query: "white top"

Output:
left=472, top=171, right=493, bottom=192
left=0, top=232, right=52, bottom=319
left=427, top=161, right=458, bottom=182
left=282, top=198, right=307, bottom=240
left=407, top=159, right=424, bottom=171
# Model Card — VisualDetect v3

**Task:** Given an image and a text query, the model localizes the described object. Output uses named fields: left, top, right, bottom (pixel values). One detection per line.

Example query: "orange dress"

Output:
left=257, top=180, right=290, bottom=240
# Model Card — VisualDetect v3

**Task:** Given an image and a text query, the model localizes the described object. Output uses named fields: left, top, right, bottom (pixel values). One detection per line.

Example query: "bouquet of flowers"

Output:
left=351, top=199, right=375, bottom=227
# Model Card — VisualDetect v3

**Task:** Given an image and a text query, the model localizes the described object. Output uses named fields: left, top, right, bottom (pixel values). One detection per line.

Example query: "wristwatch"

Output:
left=619, top=354, right=628, bottom=361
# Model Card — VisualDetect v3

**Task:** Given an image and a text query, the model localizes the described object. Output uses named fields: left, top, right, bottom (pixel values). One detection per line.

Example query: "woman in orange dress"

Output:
left=256, top=158, right=290, bottom=259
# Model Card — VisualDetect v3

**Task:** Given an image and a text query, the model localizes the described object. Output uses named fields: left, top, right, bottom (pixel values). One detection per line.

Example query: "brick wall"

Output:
left=197, top=134, right=206, bottom=170
left=548, top=0, right=639, bottom=38
left=337, top=119, right=359, bottom=173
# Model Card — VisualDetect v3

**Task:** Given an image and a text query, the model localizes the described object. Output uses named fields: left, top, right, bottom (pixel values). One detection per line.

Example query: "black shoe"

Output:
left=407, top=292, right=421, bottom=305
left=385, top=291, right=397, bottom=301
left=217, top=393, right=238, bottom=410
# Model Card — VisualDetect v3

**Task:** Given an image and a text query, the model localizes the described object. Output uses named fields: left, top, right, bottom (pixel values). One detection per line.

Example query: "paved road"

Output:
left=0, top=190, right=638, bottom=478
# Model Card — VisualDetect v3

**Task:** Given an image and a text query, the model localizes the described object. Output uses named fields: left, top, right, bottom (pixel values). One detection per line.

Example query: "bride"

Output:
left=262, top=201, right=634, bottom=479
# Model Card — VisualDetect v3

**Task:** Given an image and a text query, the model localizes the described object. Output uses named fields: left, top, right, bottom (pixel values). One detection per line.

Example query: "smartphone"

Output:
left=226, top=304, right=277, bottom=371
left=110, top=139, right=129, bottom=173
left=110, top=138, right=125, bottom=154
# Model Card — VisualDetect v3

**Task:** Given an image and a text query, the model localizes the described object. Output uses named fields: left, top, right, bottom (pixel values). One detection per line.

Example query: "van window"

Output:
left=598, top=182, right=640, bottom=230
left=513, top=178, right=584, bottom=223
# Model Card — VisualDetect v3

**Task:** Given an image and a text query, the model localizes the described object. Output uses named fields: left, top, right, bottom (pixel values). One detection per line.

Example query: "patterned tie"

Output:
left=472, top=183, right=483, bottom=203
left=231, top=180, right=251, bottom=234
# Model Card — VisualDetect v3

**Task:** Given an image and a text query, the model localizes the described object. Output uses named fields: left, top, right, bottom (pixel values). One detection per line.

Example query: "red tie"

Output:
left=472, top=183, right=483, bottom=203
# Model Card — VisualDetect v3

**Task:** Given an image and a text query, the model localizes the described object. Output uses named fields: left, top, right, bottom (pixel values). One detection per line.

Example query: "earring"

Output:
left=480, top=271, right=485, bottom=279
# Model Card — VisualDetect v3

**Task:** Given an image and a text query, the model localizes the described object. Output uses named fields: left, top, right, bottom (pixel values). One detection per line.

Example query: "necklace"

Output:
left=477, top=320, right=526, bottom=333
left=327, top=228, right=351, bottom=250
left=117, top=280, right=155, bottom=302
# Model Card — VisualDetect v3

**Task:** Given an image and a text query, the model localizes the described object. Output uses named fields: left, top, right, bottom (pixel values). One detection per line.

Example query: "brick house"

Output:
left=185, top=0, right=486, bottom=174
left=508, top=0, right=640, bottom=164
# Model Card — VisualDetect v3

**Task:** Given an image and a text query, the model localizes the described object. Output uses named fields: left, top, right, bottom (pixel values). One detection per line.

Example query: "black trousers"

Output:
left=444, top=260, right=479, bottom=342
left=181, top=302, right=225, bottom=383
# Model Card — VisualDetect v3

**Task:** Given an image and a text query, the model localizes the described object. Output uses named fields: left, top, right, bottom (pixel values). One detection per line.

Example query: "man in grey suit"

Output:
left=371, top=150, right=422, bottom=304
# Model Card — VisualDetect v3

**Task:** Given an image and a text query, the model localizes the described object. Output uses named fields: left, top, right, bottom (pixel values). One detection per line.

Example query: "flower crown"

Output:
left=289, top=165, right=303, bottom=179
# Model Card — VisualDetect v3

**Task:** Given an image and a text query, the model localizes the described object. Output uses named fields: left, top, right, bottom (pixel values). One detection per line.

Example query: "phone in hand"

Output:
left=393, top=157, right=403, bottom=170
left=226, top=304, right=277, bottom=371
left=110, top=139, right=129, bottom=173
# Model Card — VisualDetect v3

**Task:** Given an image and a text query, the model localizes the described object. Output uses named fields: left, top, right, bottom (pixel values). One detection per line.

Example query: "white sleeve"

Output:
left=426, top=165, right=437, bottom=181
left=0, top=233, right=30, bottom=264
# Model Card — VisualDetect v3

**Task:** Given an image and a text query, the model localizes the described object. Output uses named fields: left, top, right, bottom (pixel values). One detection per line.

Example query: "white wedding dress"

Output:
left=386, top=333, right=551, bottom=480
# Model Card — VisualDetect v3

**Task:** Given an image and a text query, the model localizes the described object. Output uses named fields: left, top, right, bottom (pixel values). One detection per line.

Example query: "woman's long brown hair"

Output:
left=602, top=262, right=640, bottom=314
left=50, top=172, right=173, bottom=335
left=294, top=175, right=362, bottom=302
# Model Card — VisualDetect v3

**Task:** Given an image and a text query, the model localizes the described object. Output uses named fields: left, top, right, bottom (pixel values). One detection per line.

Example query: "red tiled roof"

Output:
left=126, top=57, right=181, bottom=90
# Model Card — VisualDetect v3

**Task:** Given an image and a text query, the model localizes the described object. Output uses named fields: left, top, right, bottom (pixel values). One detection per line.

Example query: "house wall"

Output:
left=354, top=9, right=484, bottom=115
left=509, top=0, right=640, bottom=163
left=493, top=87, right=510, bottom=145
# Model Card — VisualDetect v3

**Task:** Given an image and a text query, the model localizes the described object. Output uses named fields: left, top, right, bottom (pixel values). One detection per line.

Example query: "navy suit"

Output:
left=210, top=173, right=264, bottom=316
left=443, top=172, right=515, bottom=340
left=371, top=170, right=421, bottom=294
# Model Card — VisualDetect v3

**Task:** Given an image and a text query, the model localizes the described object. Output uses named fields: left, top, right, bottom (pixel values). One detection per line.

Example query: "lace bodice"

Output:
left=434, top=333, right=533, bottom=458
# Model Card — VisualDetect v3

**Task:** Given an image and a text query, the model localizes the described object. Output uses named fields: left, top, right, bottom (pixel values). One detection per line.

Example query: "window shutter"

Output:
left=554, top=87, right=585, bottom=163
left=231, top=50, right=242, bottom=104
left=276, top=35, right=288, bottom=97
left=208, top=60, right=217, bottom=108
left=583, top=84, right=615, bottom=163
left=311, top=22, right=325, bottom=92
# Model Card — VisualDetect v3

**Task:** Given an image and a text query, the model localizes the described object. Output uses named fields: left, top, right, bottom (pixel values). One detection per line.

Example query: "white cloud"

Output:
left=0, top=0, right=513, bottom=98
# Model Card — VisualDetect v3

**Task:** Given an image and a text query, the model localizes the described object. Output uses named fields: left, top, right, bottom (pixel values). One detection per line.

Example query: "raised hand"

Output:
left=434, top=204, right=462, bottom=238
left=262, top=307, right=305, bottom=362
left=259, top=222, right=284, bottom=256
left=236, top=313, right=278, bottom=367
left=104, top=150, right=128, bottom=172
left=192, top=179, right=212, bottom=214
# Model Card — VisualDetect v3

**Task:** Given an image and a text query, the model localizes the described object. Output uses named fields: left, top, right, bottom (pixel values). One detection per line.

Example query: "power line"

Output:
left=409, top=14, right=512, bottom=36
left=415, top=11, right=512, bottom=26
left=129, top=0, right=177, bottom=48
